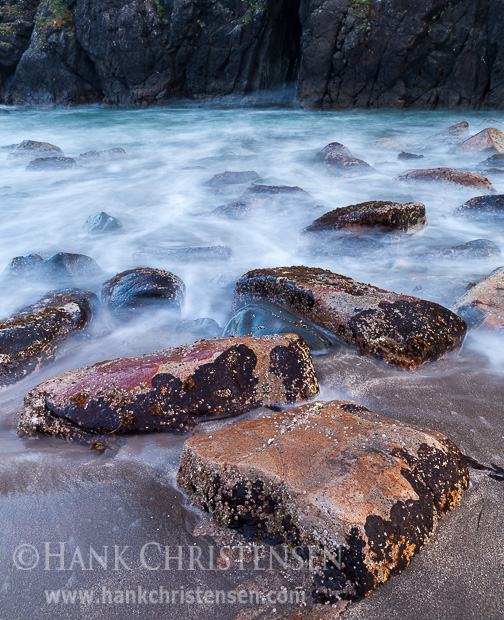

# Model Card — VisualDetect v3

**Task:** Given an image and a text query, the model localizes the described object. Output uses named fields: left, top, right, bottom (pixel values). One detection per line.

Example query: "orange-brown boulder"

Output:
left=396, top=168, right=493, bottom=190
left=456, top=128, right=504, bottom=154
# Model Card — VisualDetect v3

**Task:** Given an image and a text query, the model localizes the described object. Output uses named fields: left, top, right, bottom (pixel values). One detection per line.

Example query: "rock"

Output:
left=452, top=267, right=504, bottom=329
left=175, top=318, right=222, bottom=340
left=398, top=151, right=424, bottom=160
left=18, top=334, right=319, bottom=443
left=239, top=185, right=314, bottom=210
left=133, top=246, right=232, bottom=265
left=304, top=201, right=426, bottom=234
left=0, top=288, right=97, bottom=388
left=26, top=157, right=76, bottom=170
left=0, top=109, right=10, bottom=114
left=177, top=399, right=468, bottom=600
left=85, top=211, right=122, bottom=234
left=306, top=234, right=384, bottom=259
left=78, top=147, right=128, bottom=162
left=205, top=171, right=260, bottom=188
left=315, top=142, right=352, bottom=162
left=234, top=266, right=467, bottom=370
left=223, top=301, right=332, bottom=353
left=324, top=152, right=374, bottom=177
left=374, top=138, right=405, bottom=150
left=456, top=128, right=504, bottom=153
left=477, top=167, right=504, bottom=177
left=419, top=239, right=501, bottom=262
left=396, top=168, right=493, bottom=190
left=478, top=153, right=504, bottom=168
left=454, top=195, right=504, bottom=222
left=9, top=140, right=63, bottom=159
left=102, top=267, right=185, bottom=322
left=212, top=202, right=252, bottom=220
left=4, top=252, right=101, bottom=285
left=428, top=121, right=470, bottom=147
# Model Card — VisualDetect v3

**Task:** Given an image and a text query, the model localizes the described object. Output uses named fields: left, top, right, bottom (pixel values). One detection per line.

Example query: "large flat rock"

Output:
left=234, top=267, right=466, bottom=370
left=177, top=399, right=468, bottom=600
left=453, top=267, right=504, bottom=328
left=18, top=334, right=319, bottom=443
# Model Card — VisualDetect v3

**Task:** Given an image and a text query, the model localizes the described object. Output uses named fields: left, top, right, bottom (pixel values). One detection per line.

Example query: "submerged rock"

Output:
left=85, top=212, right=122, bottom=235
left=239, top=185, right=313, bottom=210
left=324, top=152, right=373, bottom=177
left=315, top=142, right=352, bottom=162
left=453, top=267, right=504, bottom=329
left=175, top=318, right=222, bottom=340
left=398, top=151, right=424, bottom=160
left=0, top=289, right=97, bottom=388
left=304, top=201, right=426, bottom=234
left=18, top=334, right=319, bottom=443
left=419, top=239, right=501, bottom=262
left=205, top=171, right=260, bottom=188
left=4, top=254, right=44, bottom=278
left=234, top=266, right=466, bottom=370
left=396, top=168, right=493, bottom=190
left=454, top=194, right=504, bottom=221
left=133, top=246, right=232, bottom=264
left=4, top=252, right=101, bottom=285
left=456, top=128, right=504, bottom=153
left=223, top=301, right=332, bottom=353
left=177, top=399, right=468, bottom=600
left=306, top=233, right=384, bottom=259
left=478, top=153, right=504, bottom=168
left=212, top=201, right=252, bottom=220
left=102, top=267, right=185, bottom=321
left=9, top=140, right=63, bottom=159
left=26, top=157, right=76, bottom=170
left=428, top=121, right=470, bottom=147
left=78, top=147, right=128, bottom=162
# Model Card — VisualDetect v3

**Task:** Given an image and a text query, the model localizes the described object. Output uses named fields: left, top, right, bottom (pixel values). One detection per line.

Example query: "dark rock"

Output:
left=175, top=318, right=222, bottom=340
left=78, top=147, right=128, bottom=162
left=26, top=156, right=76, bottom=170
left=452, top=267, right=504, bottom=329
left=223, top=300, right=332, bottom=353
left=454, top=195, right=504, bottom=222
left=456, top=128, right=504, bottom=154
left=102, top=267, right=185, bottom=322
left=239, top=184, right=313, bottom=210
left=324, top=152, right=374, bottom=177
left=396, top=168, right=494, bottom=190
left=419, top=239, right=501, bottom=262
left=133, top=246, right=232, bottom=265
left=398, top=151, right=424, bottom=160
left=304, top=201, right=426, bottom=234
left=315, top=142, right=352, bottom=163
left=4, top=252, right=101, bottom=285
left=18, top=334, right=319, bottom=443
left=234, top=266, right=467, bottom=370
left=0, top=109, right=10, bottom=114
left=177, top=399, right=468, bottom=599
left=9, top=140, right=63, bottom=159
left=478, top=153, right=504, bottom=168
left=205, top=171, right=260, bottom=188
left=85, top=211, right=122, bottom=235
left=212, top=202, right=252, bottom=220
left=0, top=288, right=97, bottom=388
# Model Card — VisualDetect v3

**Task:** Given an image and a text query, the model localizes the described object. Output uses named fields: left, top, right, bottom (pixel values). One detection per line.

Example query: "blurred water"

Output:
left=0, top=105, right=503, bottom=619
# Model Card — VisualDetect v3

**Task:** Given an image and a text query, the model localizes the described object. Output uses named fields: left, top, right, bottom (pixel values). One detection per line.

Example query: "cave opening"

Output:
left=245, top=0, right=303, bottom=94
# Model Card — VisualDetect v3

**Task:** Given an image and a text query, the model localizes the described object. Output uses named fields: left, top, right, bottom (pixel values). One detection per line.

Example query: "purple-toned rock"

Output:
left=478, top=153, right=504, bottom=168
left=27, top=157, right=76, bottom=170
left=456, top=128, right=504, bottom=154
left=453, top=267, right=504, bottom=329
left=102, top=267, right=185, bottom=321
left=396, top=168, right=493, bottom=190
left=18, top=334, right=319, bottom=443
left=324, top=152, right=373, bottom=177
left=9, top=140, right=63, bottom=160
left=234, top=266, right=467, bottom=370
left=315, top=142, right=352, bottom=162
left=428, top=121, right=470, bottom=147
left=212, top=202, right=252, bottom=220
left=205, top=171, right=260, bottom=188
left=304, top=201, right=426, bottom=234
left=177, top=399, right=468, bottom=600
left=0, top=289, right=97, bottom=388
left=78, top=148, right=128, bottom=162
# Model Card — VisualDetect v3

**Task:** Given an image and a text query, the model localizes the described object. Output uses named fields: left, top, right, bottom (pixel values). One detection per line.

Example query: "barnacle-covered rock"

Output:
left=101, top=267, right=185, bottom=321
left=396, top=168, right=493, bottom=190
left=0, top=288, right=97, bottom=388
left=454, top=194, right=504, bottom=222
left=456, top=128, right=504, bottom=153
left=304, top=201, right=426, bottom=234
left=234, top=266, right=466, bottom=369
left=18, top=334, right=319, bottom=443
left=177, top=399, right=468, bottom=600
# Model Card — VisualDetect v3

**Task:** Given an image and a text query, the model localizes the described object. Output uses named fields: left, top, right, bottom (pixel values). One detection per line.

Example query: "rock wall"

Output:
left=0, top=0, right=502, bottom=108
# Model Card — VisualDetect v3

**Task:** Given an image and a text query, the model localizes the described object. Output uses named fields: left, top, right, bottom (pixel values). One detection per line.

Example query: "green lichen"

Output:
left=152, top=0, right=169, bottom=25
left=38, top=0, right=73, bottom=30
left=348, top=0, right=376, bottom=34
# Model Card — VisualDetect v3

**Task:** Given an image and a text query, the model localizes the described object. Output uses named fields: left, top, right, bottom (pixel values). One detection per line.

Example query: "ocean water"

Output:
left=0, top=105, right=503, bottom=619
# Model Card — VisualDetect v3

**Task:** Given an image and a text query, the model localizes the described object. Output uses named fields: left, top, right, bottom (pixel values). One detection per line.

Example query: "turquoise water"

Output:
left=0, top=105, right=503, bottom=619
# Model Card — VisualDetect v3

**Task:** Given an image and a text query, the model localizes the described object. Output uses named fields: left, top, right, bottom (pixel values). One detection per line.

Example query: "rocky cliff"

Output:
left=0, top=0, right=502, bottom=108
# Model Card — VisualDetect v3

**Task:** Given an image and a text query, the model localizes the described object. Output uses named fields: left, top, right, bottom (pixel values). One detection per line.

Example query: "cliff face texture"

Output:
left=0, top=0, right=502, bottom=108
